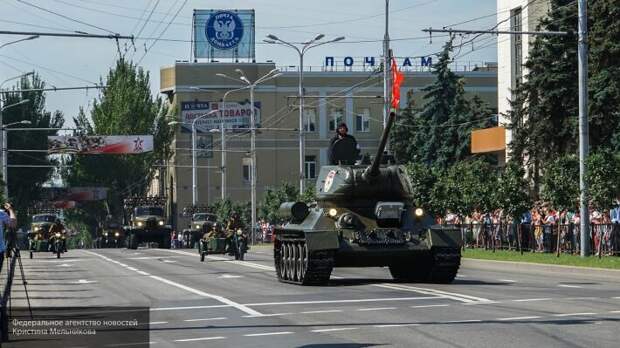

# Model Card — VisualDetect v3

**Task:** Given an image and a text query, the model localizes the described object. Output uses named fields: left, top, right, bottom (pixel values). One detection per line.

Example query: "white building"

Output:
left=497, top=0, right=550, bottom=159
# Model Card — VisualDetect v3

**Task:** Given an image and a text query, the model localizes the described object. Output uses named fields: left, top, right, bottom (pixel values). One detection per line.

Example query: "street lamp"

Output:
left=215, top=69, right=282, bottom=244
left=0, top=113, right=31, bottom=199
left=264, top=34, right=345, bottom=193
left=169, top=109, right=218, bottom=206
left=0, top=35, right=39, bottom=50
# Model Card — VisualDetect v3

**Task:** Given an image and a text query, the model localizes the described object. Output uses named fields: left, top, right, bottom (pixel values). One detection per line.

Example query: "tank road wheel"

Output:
left=275, top=238, right=334, bottom=286
left=427, top=247, right=461, bottom=284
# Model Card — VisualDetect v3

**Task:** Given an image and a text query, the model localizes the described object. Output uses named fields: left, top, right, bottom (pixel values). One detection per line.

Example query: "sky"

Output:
left=0, top=0, right=497, bottom=127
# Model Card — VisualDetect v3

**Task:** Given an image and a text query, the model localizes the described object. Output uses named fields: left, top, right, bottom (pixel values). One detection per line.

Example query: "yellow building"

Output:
left=155, top=61, right=497, bottom=228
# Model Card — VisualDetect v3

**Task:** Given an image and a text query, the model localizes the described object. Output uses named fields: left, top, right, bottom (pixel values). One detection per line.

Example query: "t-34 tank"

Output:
left=274, top=112, right=462, bottom=285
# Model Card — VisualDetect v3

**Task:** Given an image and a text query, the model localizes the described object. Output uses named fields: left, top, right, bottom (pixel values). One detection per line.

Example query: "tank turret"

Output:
left=274, top=112, right=462, bottom=286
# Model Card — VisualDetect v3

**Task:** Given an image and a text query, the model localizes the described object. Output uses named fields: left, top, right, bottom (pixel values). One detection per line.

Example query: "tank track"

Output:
left=389, top=247, right=461, bottom=283
left=275, top=238, right=334, bottom=286
left=427, top=247, right=461, bottom=283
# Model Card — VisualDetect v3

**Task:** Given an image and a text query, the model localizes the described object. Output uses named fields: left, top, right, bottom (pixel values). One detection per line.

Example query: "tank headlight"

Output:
left=414, top=208, right=424, bottom=217
left=114, top=232, right=120, bottom=237
left=236, top=228, right=243, bottom=236
left=328, top=208, right=338, bottom=217
left=195, top=224, right=201, bottom=229
left=103, top=232, right=108, bottom=236
left=158, top=220, right=165, bottom=226
left=55, top=232, right=61, bottom=238
left=34, top=226, right=40, bottom=232
left=137, top=221, right=144, bottom=227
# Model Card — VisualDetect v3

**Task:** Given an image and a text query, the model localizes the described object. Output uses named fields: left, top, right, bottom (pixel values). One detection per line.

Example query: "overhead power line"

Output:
left=0, top=30, right=133, bottom=40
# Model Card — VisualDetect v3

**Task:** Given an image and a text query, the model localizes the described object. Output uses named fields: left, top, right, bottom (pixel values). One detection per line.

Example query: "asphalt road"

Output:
left=6, top=246, right=620, bottom=348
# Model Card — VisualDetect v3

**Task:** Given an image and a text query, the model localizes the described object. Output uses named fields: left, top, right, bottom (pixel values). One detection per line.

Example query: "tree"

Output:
left=540, top=155, right=579, bottom=211
left=405, top=162, right=439, bottom=214
left=496, top=162, right=532, bottom=220
left=258, top=182, right=316, bottom=224
left=67, top=58, right=173, bottom=229
left=2, top=74, right=64, bottom=222
left=586, top=150, right=620, bottom=211
left=391, top=39, right=494, bottom=168
left=209, top=199, right=251, bottom=227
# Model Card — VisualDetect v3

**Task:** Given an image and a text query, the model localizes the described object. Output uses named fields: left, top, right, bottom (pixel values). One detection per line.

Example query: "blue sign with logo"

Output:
left=205, top=11, right=244, bottom=50
left=193, top=9, right=255, bottom=60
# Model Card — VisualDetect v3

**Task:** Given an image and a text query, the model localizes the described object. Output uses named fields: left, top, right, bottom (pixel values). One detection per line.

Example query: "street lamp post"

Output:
left=0, top=35, right=39, bottom=50
left=219, top=86, right=250, bottom=200
left=0, top=117, right=32, bottom=199
left=215, top=69, right=282, bottom=244
left=264, top=34, right=345, bottom=193
left=169, top=109, right=218, bottom=206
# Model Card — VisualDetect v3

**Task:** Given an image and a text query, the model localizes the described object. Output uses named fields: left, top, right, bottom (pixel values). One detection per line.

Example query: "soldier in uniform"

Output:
left=225, top=213, right=244, bottom=255
left=48, top=218, right=67, bottom=252
left=328, top=123, right=359, bottom=165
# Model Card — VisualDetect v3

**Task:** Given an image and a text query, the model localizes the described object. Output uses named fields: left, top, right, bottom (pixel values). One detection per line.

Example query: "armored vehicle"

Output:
left=182, top=206, right=217, bottom=248
left=275, top=112, right=461, bottom=285
left=123, top=197, right=172, bottom=249
left=101, top=220, right=125, bottom=248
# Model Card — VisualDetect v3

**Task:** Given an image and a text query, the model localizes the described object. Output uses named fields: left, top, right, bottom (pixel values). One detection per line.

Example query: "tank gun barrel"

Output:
left=365, top=111, right=396, bottom=179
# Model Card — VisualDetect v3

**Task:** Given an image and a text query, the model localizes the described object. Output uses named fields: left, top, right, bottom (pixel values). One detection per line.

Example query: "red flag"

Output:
left=391, top=57, right=405, bottom=109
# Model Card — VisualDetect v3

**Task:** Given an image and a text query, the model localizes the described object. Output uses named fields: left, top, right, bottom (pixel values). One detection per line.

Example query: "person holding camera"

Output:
left=0, top=202, right=17, bottom=273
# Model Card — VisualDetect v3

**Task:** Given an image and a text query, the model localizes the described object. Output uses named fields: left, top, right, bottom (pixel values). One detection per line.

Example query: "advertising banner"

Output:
left=48, top=135, right=153, bottom=154
left=43, top=187, right=108, bottom=201
left=180, top=101, right=261, bottom=133
left=193, top=9, right=255, bottom=60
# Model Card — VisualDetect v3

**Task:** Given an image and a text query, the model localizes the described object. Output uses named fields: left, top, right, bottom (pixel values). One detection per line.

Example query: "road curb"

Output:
left=462, top=257, right=620, bottom=280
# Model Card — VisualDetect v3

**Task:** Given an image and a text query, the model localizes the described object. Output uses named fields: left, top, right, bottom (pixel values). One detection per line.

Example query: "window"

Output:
left=242, top=158, right=252, bottom=183
left=303, top=108, right=317, bottom=132
left=328, top=108, right=344, bottom=131
left=355, top=108, right=370, bottom=132
left=304, top=155, right=316, bottom=180
left=510, top=7, right=523, bottom=89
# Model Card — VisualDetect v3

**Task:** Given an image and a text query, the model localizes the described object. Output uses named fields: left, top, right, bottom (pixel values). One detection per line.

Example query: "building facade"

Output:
left=157, top=61, right=497, bottom=229
left=497, top=0, right=550, bottom=157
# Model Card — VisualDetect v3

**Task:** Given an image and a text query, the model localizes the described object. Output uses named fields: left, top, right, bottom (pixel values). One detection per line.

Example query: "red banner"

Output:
left=391, top=57, right=405, bottom=109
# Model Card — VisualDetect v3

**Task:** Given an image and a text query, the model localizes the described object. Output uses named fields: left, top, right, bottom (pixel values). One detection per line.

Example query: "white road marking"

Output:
left=558, top=284, right=582, bottom=288
left=246, top=296, right=438, bottom=307
left=608, top=310, right=620, bottom=314
left=456, top=274, right=467, bottom=278
left=552, top=312, right=597, bottom=317
left=376, top=283, right=490, bottom=304
left=149, top=275, right=263, bottom=317
left=184, top=317, right=227, bottom=322
left=42, top=259, right=81, bottom=263
left=463, top=301, right=500, bottom=306
left=410, top=304, right=450, bottom=309
left=498, top=279, right=516, bottom=283
left=105, top=342, right=158, bottom=347
left=136, top=271, right=150, bottom=276
left=613, top=297, right=620, bottom=300
left=118, top=263, right=128, bottom=267
left=300, top=310, right=343, bottom=314
left=243, top=313, right=292, bottom=318
left=218, top=274, right=243, bottom=279
left=357, top=307, right=396, bottom=312
left=58, top=263, right=72, bottom=267
left=444, top=319, right=482, bottom=324
left=126, top=267, right=138, bottom=271
left=497, top=316, right=541, bottom=321
left=151, top=305, right=231, bottom=311
left=74, top=279, right=97, bottom=284
left=162, top=260, right=176, bottom=263
left=311, top=327, right=358, bottom=333
left=174, top=336, right=226, bottom=342
left=149, top=321, right=168, bottom=325
left=512, top=298, right=551, bottom=302
left=85, top=250, right=263, bottom=317
left=127, top=256, right=181, bottom=260
left=374, top=324, right=419, bottom=328
left=244, top=332, right=294, bottom=337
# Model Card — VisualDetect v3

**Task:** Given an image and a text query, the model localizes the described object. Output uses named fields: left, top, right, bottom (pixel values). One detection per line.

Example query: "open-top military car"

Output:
left=28, top=210, right=66, bottom=259
left=123, top=196, right=171, bottom=249
left=275, top=112, right=462, bottom=285
left=198, top=225, right=248, bottom=262
left=182, top=206, right=217, bottom=248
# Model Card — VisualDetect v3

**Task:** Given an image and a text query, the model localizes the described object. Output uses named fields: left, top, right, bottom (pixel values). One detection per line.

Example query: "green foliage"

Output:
left=258, top=182, right=315, bottom=224
left=496, top=162, right=532, bottom=219
left=431, top=159, right=497, bottom=217
left=66, top=220, right=92, bottom=249
left=391, top=39, right=494, bottom=167
left=586, top=150, right=620, bottom=210
left=405, top=162, right=439, bottom=214
left=2, top=74, right=64, bottom=222
left=209, top=199, right=251, bottom=227
left=66, top=58, right=173, bottom=229
left=541, top=155, right=579, bottom=210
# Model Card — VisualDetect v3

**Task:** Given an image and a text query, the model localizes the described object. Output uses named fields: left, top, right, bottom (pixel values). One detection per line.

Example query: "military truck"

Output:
left=182, top=206, right=217, bottom=248
left=123, top=196, right=172, bottom=249
left=275, top=112, right=462, bottom=285
left=101, top=218, right=125, bottom=248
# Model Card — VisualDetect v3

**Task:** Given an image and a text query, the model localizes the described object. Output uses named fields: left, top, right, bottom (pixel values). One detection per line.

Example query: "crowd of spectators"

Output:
left=438, top=202, right=620, bottom=256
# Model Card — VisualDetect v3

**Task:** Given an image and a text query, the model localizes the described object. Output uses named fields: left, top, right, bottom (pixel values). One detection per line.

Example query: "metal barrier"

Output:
left=441, top=223, right=620, bottom=256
